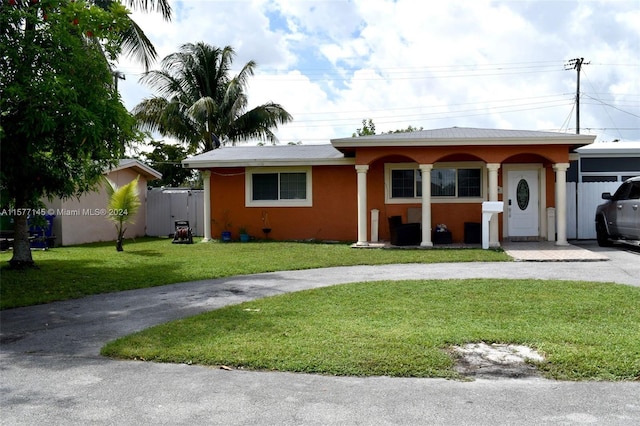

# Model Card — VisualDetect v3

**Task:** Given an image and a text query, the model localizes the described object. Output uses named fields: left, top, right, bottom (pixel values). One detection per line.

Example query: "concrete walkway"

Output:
left=502, top=240, right=610, bottom=261
left=1, top=241, right=639, bottom=425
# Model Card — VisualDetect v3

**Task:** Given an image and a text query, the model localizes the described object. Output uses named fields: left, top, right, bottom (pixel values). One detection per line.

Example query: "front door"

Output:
left=508, top=170, right=539, bottom=237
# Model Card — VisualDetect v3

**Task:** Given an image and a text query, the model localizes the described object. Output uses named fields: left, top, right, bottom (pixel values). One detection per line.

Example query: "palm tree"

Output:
left=103, top=175, right=141, bottom=251
left=132, top=43, right=293, bottom=153
left=95, top=0, right=172, bottom=70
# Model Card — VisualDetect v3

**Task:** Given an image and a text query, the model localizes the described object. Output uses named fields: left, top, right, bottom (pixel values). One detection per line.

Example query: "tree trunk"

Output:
left=9, top=196, right=35, bottom=269
left=115, top=221, right=124, bottom=251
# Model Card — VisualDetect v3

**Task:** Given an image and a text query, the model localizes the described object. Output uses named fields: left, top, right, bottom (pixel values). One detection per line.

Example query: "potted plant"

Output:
left=238, top=226, right=250, bottom=242
left=213, top=210, right=232, bottom=242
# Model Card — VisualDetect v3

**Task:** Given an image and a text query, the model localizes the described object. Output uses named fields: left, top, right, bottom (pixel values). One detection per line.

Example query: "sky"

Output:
left=116, top=0, right=640, bottom=146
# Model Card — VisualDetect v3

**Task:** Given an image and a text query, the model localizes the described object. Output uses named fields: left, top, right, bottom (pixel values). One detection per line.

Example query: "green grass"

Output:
left=101, top=278, right=640, bottom=381
left=0, top=237, right=509, bottom=309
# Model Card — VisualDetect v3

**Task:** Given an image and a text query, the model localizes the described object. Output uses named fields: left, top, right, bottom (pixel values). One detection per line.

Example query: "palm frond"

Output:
left=228, top=103, right=293, bottom=144
left=131, top=42, right=292, bottom=152
left=125, top=0, right=172, bottom=20
left=105, top=175, right=141, bottom=224
left=133, top=97, right=170, bottom=133
left=119, top=19, right=158, bottom=71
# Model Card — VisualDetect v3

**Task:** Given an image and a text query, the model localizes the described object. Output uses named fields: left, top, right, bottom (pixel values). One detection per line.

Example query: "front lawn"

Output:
left=101, top=278, right=640, bottom=381
left=0, top=237, right=509, bottom=309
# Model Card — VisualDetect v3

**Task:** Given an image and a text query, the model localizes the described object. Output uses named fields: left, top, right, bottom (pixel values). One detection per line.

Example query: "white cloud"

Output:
left=118, top=0, right=640, bottom=145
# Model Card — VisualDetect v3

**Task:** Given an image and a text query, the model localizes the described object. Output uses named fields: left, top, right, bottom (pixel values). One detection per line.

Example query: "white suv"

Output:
left=595, top=176, right=640, bottom=246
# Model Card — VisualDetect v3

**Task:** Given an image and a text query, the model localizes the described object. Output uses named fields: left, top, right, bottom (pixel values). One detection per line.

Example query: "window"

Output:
left=457, top=168, right=482, bottom=197
left=391, top=169, right=419, bottom=198
left=246, top=167, right=312, bottom=207
left=386, top=163, right=483, bottom=203
left=628, top=182, right=640, bottom=200
left=582, top=175, right=618, bottom=183
left=252, top=173, right=279, bottom=200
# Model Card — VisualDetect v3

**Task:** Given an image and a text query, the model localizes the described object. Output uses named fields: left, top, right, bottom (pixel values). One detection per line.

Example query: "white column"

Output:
left=202, top=170, right=212, bottom=242
left=419, top=164, right=433, bottom=247
left=553, top=163, right=570, bottom=246
left=356, top=165, right=369, bottom=246
left=487, top=163, right=501, bottom=247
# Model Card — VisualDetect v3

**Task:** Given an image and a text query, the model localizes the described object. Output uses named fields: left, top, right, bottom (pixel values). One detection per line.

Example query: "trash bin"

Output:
left=29, top=214, right=56, bottom=249
left=464, top=222, right=482, bottom=244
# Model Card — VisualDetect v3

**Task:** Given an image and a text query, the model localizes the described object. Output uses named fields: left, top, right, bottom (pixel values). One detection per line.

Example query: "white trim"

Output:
left=185, top=158, right=354, bottom=169
left=245, top=166, right=313, bottom=207
left=384, top=162, right=486, bottom=204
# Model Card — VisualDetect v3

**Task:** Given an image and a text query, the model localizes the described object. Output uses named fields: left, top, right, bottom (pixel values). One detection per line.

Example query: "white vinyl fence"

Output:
left=566, top=181, right=620, bottom=239
left=146, top=188, right=204, bottom=237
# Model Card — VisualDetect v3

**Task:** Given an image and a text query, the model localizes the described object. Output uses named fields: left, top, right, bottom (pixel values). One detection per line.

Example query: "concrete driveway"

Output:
left=1, top=241, right=639, bottom=425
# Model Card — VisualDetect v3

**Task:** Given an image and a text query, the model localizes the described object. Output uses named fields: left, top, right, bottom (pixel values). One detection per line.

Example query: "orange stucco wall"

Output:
left=207, top=143, right=575, bottom=243
left=210, top=166, right=358, bottom=241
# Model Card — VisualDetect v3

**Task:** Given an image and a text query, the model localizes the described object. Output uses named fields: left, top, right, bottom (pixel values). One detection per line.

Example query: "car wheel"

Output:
left=596, top=218, right=612, bottom=247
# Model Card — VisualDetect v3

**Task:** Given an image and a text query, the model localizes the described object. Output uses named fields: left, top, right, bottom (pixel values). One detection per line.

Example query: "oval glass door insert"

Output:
left=516, top=179, right=530, bottom=210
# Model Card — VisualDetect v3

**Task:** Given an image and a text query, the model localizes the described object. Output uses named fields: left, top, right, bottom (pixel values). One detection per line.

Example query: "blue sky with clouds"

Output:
left=117, top=0, right=639, bottom=145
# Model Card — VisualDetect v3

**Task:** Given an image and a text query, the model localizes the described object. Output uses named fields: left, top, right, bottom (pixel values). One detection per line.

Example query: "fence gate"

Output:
left=566, top=182, right=620, bottom=240
left=146, top=188, right=204, bottom=237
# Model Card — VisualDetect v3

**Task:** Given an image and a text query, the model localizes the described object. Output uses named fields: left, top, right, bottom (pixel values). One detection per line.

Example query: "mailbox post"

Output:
left=481, top=201, right=504, bottom=249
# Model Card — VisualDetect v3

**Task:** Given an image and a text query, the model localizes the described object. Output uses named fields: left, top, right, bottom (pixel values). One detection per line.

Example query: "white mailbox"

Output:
left=481, top=201, right=504, bottom=249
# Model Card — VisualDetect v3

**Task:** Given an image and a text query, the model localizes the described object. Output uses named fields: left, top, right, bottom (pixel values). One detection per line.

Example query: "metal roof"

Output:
left=183, top=128, right=598, bottom=169
left=576, top=141, right=640, bottom=156
left=332, top=127, right=595, bottom=147
left=183, top=144, right=353, bottom=169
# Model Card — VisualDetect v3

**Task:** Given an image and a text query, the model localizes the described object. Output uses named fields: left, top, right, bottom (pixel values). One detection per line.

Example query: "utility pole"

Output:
left=112, top=70, right=126, bottom=93
left=564, top=57, right=589, bottom=134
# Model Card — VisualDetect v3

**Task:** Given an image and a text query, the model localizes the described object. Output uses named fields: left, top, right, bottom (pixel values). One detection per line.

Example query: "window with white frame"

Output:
left=246, top=167, right=312, bottom=207
left=386, top=163, right=483, bottom=203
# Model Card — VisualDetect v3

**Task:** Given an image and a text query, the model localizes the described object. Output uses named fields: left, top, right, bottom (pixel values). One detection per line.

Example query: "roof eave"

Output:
left=108, top=160, right=163, bottom=180
left=182, top=158, right=356, bottom=169
left=332, top=135, right=596, bottom=148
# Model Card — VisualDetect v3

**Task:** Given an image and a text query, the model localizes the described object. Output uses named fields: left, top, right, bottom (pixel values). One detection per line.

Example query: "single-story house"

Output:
left=183, top=127, right=595, bottom=247
left=45, top=159, right=162, bottom=246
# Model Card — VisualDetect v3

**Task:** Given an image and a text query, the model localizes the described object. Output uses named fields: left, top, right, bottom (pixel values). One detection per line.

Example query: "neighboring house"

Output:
left=569, top=141, right=640, bottom=183
left=183, top=127, right=595, bottom=246
left=45, top=159, right=162, bottom=246
left=565, top=141, right=640, bottom=240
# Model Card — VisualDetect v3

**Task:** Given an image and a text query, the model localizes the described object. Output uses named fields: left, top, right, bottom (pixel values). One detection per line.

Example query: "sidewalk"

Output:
left=1, top=242, right=639, bottom=425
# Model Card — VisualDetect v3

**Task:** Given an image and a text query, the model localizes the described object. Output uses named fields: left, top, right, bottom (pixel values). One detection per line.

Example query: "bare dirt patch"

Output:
left=451, top=342, right=545, bottom=379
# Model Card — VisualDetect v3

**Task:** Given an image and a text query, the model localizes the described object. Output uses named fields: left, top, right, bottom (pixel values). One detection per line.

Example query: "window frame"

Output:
left=384, top=162, right=486, bottom=204
left=245, top=166, right=313, bottom=207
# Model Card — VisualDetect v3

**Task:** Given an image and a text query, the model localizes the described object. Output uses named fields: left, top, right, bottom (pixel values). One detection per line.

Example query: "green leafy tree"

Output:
left=352, top=119, right=376, bottom=137
left=387, top=125, right=423, bottom=134
left=133, top=43, right=293, bottom=153
left=353, top=119, right=423, bottom=137
left=142, top=140, right=195, bottom=187
left=0, top=1, right=142, bottom=268
left=103, top=175, right=141, bottom=251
